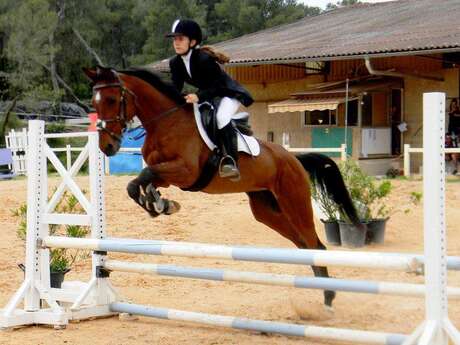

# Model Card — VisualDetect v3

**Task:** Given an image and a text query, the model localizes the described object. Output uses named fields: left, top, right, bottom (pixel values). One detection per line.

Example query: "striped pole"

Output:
left=110, top=302, right=406, bottom=345
left=104, top=260, right=460, bottom=298
left=42, top=236, right=460, bottom=272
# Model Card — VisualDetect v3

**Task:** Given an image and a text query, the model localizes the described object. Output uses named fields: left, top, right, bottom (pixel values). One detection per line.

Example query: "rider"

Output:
left=166, top=19, right=254, bottom=181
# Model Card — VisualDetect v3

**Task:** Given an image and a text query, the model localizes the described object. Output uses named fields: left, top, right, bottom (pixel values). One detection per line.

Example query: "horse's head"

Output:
left=83, top=66, right=137, bottom=156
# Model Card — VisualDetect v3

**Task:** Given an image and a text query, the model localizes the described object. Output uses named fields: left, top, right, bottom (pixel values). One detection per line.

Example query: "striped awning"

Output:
left=268, top=98, right=344, bottom=113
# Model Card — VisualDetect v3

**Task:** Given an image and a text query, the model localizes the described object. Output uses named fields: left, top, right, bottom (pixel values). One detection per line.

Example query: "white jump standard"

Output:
left=1, top=93, right=460, bottom=345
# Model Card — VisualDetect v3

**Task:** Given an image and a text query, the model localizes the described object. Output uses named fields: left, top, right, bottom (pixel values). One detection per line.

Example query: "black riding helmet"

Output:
left=165, top=19, right=203, bottom=46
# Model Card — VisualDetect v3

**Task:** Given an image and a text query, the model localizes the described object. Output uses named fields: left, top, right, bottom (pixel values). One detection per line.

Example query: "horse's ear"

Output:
left=83, top=67, right=97, bottom=81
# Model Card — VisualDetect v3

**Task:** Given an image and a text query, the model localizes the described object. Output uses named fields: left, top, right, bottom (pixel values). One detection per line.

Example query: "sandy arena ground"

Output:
left=1, top=175, right=460, bottom=345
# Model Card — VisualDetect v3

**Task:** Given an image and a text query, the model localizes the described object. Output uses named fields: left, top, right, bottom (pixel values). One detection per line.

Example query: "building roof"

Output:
left=212, top=0, right=460, bottom=66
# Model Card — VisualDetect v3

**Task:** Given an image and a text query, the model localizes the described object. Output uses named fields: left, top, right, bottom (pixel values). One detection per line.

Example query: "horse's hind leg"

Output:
left=247, top=191, right=336, bottom=307
left=274, top=161, right=337, bottom=307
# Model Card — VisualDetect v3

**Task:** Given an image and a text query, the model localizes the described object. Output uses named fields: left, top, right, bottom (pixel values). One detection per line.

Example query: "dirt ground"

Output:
left=1, top=175, right=460, bottom=345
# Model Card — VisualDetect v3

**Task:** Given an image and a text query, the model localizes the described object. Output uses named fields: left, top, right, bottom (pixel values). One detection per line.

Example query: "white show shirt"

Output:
left=181, top=50, right=193, bottom=78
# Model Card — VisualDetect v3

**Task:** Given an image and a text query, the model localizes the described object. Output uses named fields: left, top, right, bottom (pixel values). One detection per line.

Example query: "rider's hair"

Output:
left=199, top=45, right=230, bottom=64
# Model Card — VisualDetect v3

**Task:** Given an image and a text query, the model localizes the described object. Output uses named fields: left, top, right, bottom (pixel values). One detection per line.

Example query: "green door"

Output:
left=312, top=127, right=352, bottom=157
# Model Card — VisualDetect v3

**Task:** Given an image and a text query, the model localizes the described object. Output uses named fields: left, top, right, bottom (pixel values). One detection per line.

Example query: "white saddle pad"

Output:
left=193, top=103, right=260, bottom=156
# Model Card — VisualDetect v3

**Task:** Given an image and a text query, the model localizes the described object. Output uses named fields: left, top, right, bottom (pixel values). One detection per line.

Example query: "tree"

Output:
left=139, top=0, right=206, bottom=63
left=326, top=0, right=361, bottom=10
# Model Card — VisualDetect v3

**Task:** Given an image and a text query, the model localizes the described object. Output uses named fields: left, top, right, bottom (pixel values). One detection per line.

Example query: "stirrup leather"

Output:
left=218, top=155, right=240, bottom=181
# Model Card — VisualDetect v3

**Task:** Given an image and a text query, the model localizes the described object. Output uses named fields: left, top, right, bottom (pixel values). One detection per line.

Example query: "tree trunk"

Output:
left=72, top=28, right=104, bottom=66
left=0, top=96, right=19, bottom=141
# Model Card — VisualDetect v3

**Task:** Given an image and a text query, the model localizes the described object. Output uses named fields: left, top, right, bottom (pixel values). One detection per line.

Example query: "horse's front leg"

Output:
left=126, top=167, right=180, bottom=217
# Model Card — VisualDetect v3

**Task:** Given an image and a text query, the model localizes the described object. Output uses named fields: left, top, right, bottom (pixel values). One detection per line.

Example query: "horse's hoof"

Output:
left=164, top=200, right=181, bottom=215
left=323, top=305, right=335, bottom=317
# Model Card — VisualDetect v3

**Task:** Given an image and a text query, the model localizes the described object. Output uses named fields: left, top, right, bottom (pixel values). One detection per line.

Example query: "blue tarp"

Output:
left=109, top=128, right=145, bottom=174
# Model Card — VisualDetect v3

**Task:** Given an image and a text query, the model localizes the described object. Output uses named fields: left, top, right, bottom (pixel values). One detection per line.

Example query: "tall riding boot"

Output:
left=218, top=123, right=240, bottom=181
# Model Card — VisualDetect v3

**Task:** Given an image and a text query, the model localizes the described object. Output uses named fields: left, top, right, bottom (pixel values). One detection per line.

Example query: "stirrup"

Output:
left=218, top=155, right=240, bottom=181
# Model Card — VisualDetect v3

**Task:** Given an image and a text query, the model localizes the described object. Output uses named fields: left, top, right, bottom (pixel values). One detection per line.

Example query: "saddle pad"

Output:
left=193, top=103, right=260, bottom=156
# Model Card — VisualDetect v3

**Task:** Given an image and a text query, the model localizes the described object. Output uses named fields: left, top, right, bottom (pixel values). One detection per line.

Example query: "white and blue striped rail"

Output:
left=42, top=236, right=460, bottom=272
left=104, top=260, right=460, bottom=298
left=110, top=302, right=406, bottom=345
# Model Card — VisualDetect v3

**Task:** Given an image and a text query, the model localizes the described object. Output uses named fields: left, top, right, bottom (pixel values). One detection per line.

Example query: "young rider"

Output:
left=166, top=19, right=254, bottom=181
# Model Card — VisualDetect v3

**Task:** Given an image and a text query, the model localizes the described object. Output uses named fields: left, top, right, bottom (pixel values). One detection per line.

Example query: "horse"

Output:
left=83, top=65, right=361, bottom=309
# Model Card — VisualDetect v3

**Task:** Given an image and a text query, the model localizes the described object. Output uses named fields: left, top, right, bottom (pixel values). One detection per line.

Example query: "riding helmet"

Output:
left=165, top=19, right=203, bottom=45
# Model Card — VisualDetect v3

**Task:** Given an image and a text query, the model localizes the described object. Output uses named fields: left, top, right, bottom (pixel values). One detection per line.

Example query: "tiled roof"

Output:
left=216, top=0, right=460, bottom=65
left=151, top=0, right=460, bottom=70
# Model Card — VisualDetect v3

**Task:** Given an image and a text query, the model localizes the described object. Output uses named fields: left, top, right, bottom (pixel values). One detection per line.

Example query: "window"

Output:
left=304, top=61, right=329, bottom=75
left=344, top=100, right=358, bottom=126
left=303, top=109, right=336, bottom=126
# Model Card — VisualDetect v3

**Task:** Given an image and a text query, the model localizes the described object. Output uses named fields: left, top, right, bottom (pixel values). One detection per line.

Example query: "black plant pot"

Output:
left=50, top=269, right=71, bottom=288
left=321, top=219, right=341, bottom=245
left=365, top=218, right=389, bottom=244
left=338, top=222, right=367, bottom=248
left=18, top=264, right=70, bottom=288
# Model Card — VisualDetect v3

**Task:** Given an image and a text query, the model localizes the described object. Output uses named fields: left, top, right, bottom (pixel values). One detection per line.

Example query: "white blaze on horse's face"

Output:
left=94, top=91, right=101, bottom=104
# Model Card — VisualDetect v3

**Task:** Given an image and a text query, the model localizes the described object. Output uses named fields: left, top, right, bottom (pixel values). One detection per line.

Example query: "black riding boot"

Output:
left=218, top=123, right=240, bottom=181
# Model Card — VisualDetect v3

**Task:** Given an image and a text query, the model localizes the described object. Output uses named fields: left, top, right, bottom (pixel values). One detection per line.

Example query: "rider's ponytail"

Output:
left=199, top=45, right=230, bottom=64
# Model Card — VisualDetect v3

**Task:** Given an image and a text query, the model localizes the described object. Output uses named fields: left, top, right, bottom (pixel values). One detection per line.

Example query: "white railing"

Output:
left=404, top=144, right=460, bottom=177
left=5, top=129, right=88, bottom=174
left=5, top=128, right=28, bottom=175
left=284, top=144, right=347, bottom=161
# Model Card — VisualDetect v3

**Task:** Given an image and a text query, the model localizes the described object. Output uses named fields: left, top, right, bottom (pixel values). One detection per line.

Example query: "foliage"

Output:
left=310, top=180, right=339, bottom=221
left=12, top=190, right=90, bottom=272
left=326, top=0, right=361, bottom=10
left=338, top=159, right=421, bottom=222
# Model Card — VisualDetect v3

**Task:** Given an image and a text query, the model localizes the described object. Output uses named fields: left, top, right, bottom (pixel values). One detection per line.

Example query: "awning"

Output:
left=268, top=98, right=344, bottom=113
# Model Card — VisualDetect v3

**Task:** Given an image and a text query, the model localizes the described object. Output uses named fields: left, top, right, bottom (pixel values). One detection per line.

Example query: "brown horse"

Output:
left=84, top=66, right=361, bottom=308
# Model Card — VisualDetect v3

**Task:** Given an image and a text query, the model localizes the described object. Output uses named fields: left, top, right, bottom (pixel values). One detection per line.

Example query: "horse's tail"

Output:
left=296, top=153, right=361, bottom=226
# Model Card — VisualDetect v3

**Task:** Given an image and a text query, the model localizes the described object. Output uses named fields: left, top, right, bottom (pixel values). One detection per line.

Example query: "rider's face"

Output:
left=173, top=35, right=196, bottom=55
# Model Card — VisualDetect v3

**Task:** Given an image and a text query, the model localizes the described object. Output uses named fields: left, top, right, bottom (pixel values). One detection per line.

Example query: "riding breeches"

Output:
left=216, top=97, right=241, bottom=129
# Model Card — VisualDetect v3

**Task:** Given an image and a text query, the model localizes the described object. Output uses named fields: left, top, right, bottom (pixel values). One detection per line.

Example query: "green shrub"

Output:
left=12, top=189, right=90, bottom=272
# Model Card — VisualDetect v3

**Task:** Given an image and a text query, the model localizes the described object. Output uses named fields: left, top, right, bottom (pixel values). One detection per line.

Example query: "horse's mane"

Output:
left=120, top=67, right=186, bottom=105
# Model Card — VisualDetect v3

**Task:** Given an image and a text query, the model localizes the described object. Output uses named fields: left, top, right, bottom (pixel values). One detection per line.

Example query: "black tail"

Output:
left=296, top=153, right=361, bottom=226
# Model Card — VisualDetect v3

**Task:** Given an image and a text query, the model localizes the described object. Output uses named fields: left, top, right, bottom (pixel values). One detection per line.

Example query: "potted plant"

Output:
left=338, top=159, right=422, bottom=246
left=13, top=191, right=90, bottom=288
left=336, top=159, right=374, bottom=248
left=365, top=188, right=422, bottom=244
left=310, top=178, right=341, bottom=245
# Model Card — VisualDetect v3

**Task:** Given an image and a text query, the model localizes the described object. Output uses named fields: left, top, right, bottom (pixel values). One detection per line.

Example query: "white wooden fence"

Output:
left=284, top=143, right=348, bottom=161
left=5, top=129, right=28, bottom=175
left=404, top=144, right=460, bottom=177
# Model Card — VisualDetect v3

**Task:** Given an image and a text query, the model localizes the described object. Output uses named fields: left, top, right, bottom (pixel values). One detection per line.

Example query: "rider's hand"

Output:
left=184, top=93, right=199, bottom=104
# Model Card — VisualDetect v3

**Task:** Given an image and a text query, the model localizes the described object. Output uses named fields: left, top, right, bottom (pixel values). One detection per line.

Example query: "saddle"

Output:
left=198, top=101, right=253, bottom=145
left=181, top=101, right=259, bottom=192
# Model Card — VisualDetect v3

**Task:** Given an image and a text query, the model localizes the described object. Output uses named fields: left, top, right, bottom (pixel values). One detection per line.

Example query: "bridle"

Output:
left=92, top=72, right=135, bottom=143
left=92, top=70, right=188, bottom=143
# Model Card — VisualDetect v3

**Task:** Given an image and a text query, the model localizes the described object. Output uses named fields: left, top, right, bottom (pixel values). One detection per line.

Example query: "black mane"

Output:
left=120, top=67, right=185, bottom=105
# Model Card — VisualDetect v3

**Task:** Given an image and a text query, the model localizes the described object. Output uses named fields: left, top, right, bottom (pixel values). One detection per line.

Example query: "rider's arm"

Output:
left=169, top=57, right=184, bottom=93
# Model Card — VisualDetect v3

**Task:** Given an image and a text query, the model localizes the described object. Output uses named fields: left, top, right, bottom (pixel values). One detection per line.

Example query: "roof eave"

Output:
left=225, top=47, right=460, bottom=67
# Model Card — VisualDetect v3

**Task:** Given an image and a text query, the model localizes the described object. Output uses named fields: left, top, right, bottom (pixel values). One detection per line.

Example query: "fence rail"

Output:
left=5, top=128, right=347, bottom=175
left=404, top=144, right=460, bottom=177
